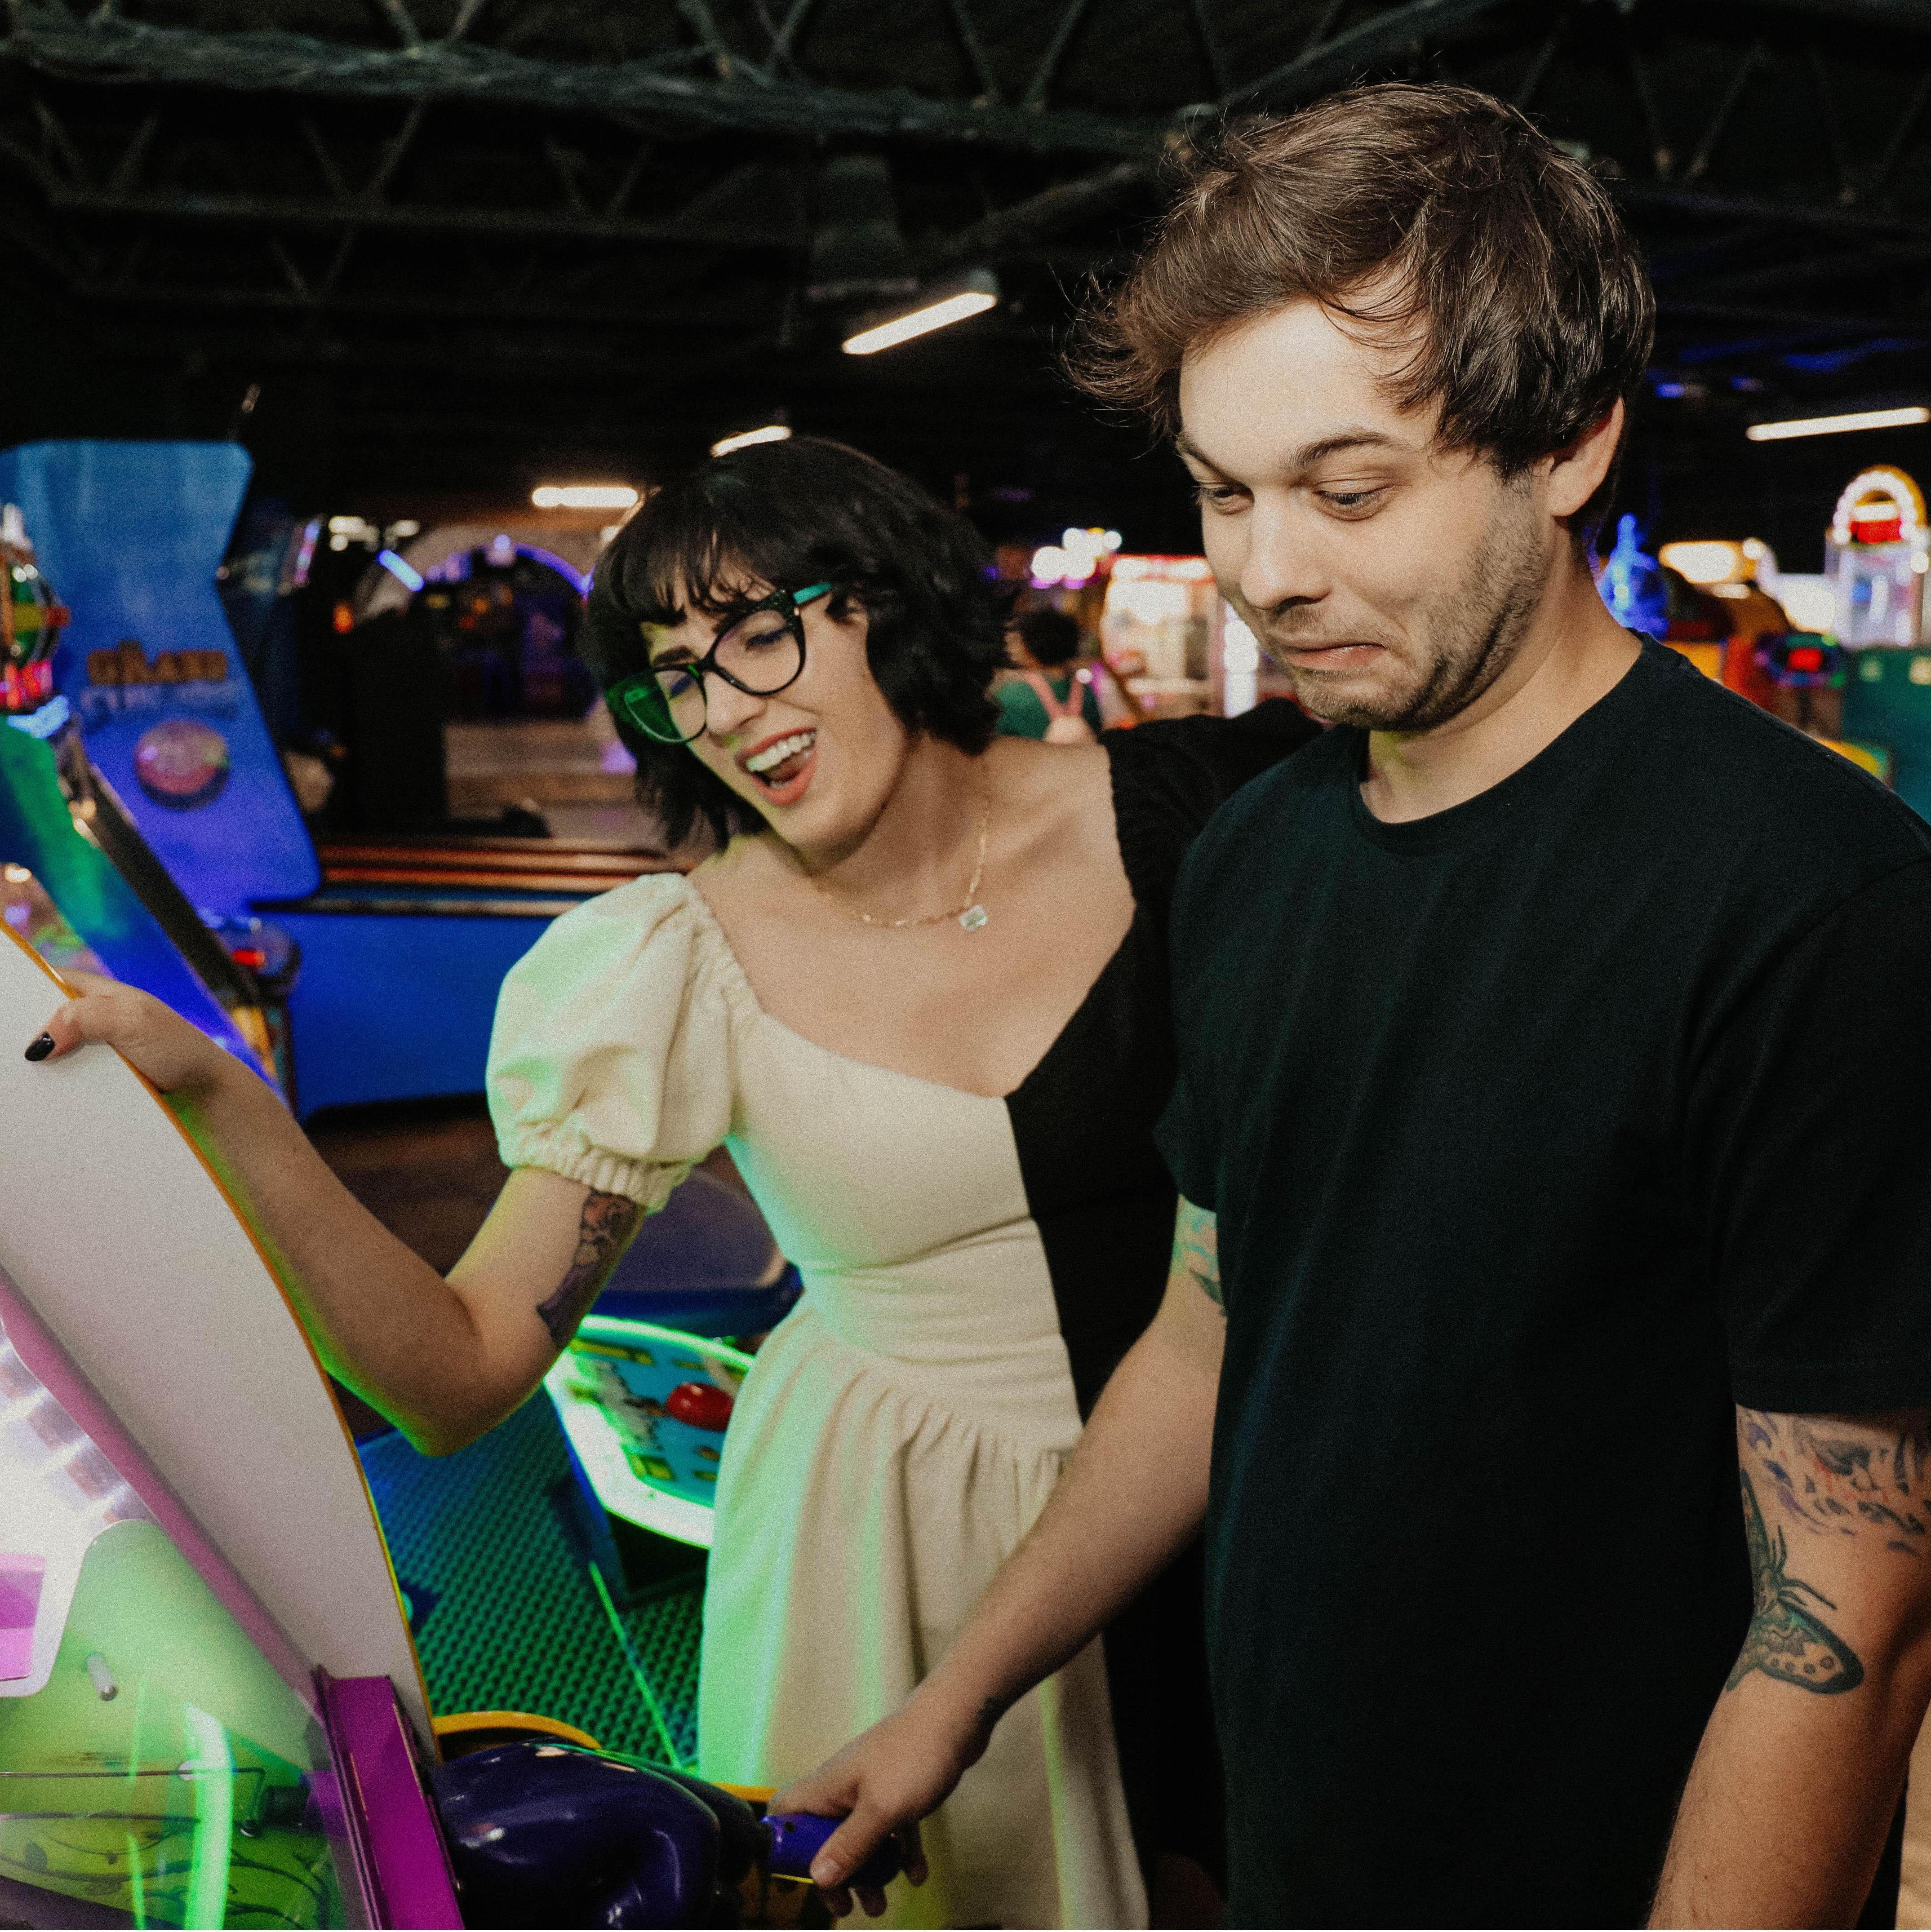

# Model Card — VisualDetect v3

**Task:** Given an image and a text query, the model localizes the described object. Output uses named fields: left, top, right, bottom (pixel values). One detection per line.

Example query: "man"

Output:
left=774, top=82, right=1931, bottom=1928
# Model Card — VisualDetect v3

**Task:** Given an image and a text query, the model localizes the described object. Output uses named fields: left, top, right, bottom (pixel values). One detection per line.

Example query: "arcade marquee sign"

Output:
left=85, top=640, right=231, bottom=687
left=81, top=639, right=238, bottom=811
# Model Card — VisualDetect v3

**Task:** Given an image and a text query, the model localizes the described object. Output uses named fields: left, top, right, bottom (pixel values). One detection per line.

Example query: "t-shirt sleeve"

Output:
left=1688, top=857, right=1931, bottom=1414
left=1154, top=1071, right=1218, bottom=1214
left=486, top=876, right=736, bottom=1210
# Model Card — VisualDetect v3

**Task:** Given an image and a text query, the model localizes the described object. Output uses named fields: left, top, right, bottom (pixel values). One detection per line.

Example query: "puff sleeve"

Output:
left=486, top=873, right=738, bottom=1210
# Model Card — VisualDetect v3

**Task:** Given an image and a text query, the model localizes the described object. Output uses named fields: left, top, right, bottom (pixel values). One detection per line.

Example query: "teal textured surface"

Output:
left=360, top=1394, right=702, bottom=1767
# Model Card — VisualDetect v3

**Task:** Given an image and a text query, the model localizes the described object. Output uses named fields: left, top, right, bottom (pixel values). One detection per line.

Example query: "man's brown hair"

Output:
left=1072, top=82, right=1656, bottom=522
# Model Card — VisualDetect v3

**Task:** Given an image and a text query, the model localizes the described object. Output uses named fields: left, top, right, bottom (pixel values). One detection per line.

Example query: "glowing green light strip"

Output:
left=182, top=1706, right=234, bottom=1929
left=586, top=1560, right=692, bottom=1771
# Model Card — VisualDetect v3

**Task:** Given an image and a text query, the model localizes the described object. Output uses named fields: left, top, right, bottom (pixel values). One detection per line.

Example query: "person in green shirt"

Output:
left=998, top=607, right=1104, bottom=742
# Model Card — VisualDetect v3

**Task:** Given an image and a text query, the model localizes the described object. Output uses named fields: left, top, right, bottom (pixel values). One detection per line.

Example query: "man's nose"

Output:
left=1239, top=502, right=1330, bottom=613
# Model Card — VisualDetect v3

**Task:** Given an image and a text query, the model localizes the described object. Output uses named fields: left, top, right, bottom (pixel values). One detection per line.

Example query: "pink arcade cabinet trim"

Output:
left=0, top=1554, right=45, bottom=1680
left=0, top=1262, right=315, bottom=1702
left=318, top=1671, right=463, bottom=1930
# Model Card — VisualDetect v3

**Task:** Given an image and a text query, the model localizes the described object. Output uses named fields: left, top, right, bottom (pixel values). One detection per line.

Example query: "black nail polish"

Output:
left=23, top=1034, right=53, bottom=1063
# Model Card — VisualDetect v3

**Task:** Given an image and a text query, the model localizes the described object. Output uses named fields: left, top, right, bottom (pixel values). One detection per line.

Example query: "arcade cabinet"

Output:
left=0, top=922, right=888, bottom=1930
left=0, top=501, right=278, bottom=1082
left=0, top=442, right=666, bottom=1119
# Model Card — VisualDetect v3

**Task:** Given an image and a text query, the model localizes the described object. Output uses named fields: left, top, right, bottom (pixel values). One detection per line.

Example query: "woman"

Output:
left=27, top=439, right=1314, bottom=1928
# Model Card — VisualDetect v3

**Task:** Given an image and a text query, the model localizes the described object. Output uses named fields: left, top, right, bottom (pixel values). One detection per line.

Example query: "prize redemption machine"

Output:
left=1829, top=465, right=1931, bottom=822
left=0, top=503, right=280, bottom=1085
left=0, top=924, right=890, bottom=1929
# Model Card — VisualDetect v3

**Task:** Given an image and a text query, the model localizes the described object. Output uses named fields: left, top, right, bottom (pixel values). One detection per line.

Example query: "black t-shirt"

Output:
left=1156, top=641, right=1931, bottom=1928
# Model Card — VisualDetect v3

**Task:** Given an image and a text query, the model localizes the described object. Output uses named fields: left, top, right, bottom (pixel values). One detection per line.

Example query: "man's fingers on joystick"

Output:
left=810, top=1803, right=887, bottom=1889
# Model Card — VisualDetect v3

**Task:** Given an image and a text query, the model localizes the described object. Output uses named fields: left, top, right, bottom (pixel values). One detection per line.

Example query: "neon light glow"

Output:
left=1658, top=541, right=1751, bottom=586
left=711, top=425, right=793, bottom=457
left=1747, top=407, right=1931, bottom=443
left=1829, top=466, right=1927, bottom=548
left=531, top=484, right=640, bottom=510
left=375, top=549, right=424, bottom=592
left=843, top=272, right=999, bottom=356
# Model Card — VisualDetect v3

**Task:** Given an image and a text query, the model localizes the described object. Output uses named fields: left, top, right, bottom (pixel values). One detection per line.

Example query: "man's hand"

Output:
left=1652, top=1405, right=1931, bottom=1926
left=766, top=1697, right=971, bottom=1917
left=767, top=1196, right=1226, bottom=1919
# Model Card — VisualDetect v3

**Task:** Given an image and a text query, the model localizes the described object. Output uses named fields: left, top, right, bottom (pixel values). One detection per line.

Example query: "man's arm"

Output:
left=768, top=1198, right=1227, bottom=1913
left=1652, top=1406, right=1931, bottom=1927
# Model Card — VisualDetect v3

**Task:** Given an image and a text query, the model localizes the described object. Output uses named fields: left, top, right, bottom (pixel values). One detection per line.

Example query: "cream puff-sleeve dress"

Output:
left=486, top=715, right=1319, bottom=1928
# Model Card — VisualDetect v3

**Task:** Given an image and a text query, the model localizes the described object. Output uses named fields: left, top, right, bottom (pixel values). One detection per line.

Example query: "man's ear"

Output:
left=1545, top=399, right=1625, bottom=521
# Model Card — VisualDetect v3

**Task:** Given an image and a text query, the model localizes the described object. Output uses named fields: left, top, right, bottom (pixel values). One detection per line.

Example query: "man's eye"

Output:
left=1318, top=487, right=1387, bottom=514
left=1193, top=483, right=1247, bottom=510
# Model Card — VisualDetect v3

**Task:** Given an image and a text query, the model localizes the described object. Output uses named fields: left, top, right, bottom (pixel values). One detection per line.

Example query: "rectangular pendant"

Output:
left=959, top=904, right=989, bottom=932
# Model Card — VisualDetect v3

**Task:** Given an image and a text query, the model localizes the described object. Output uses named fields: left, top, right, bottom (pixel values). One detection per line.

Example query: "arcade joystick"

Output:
left=764, top=1808, right=906, bottom=1892
left=431, top=1740, right=906, bottom=1926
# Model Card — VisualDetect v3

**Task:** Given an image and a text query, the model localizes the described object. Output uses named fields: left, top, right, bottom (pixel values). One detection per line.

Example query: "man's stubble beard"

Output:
left=1260, top=485, right=1550, bottom=733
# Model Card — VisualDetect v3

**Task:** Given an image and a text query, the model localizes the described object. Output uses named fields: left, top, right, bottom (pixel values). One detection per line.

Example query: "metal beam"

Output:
left=0, top=127, right=804, bottom=243
left=1220, top=0, right=1515, bottom=112
left=0, top=4, right=1165, bottom=155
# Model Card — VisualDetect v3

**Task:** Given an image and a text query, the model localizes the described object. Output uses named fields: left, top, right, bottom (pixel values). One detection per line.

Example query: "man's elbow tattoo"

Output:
left=536, top=1190, right=641, bottom=1347
left=1174, top=1200, right=1223, bottom=1312
left=1728, top=1469, right=1864, bottom=1696
left=1740, top=1406, right=1931, bottom=1556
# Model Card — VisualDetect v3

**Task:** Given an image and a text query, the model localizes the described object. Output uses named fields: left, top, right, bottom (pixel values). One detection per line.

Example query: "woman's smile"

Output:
left=736, top=726, right=819, bottom=806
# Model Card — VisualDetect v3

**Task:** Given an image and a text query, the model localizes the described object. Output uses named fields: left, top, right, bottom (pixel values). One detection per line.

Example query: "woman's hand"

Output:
left=23, top=972, right=241, bottom=1098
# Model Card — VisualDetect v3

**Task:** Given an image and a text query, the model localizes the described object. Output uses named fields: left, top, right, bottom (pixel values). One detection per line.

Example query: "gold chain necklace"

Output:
left=809, top=767, right=992, bottom=933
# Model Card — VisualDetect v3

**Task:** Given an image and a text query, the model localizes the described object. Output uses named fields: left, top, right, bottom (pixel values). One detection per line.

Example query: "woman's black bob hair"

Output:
left=582, top=437, right=1014, bottom=849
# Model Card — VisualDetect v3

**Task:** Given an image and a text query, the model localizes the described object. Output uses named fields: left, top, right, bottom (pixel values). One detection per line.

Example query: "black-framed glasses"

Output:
left=607, top=582, right=833, bottom=745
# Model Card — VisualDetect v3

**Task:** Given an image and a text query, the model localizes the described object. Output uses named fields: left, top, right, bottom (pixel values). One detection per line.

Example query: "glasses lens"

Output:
left=648, top=662, right=708, bottom=741
left=714, top=607, right=804, bottom=695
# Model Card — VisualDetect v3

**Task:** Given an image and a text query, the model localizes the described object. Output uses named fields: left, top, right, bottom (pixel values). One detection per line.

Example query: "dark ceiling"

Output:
left=4, top=0, right=1931, bottom=562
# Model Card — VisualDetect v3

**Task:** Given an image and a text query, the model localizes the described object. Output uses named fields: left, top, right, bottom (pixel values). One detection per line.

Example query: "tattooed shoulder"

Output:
left=536, top=1189, right=642, bottom=1348
left=1173, top=1198, right=1222, bottom=1312
left=1739, top=1406, right=1931, bottom=1557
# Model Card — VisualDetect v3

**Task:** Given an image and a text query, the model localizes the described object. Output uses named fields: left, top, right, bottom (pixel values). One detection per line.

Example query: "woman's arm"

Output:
left=29, top=975, right=643, bottom=1454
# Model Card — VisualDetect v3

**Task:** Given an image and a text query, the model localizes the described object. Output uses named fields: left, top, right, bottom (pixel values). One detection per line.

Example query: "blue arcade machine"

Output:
left=0, top=441, right=638, bottom=1117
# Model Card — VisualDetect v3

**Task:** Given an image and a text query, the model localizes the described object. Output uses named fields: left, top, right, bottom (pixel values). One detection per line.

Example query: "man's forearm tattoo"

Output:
left=536, top=1190, right=641, bottom=1347
left=1173, top=1199, right=1222, bottom=1313
left=1727, top=1468, right=1864, bottom=1696
left=1740, top=1407, right=1931, bottom=1556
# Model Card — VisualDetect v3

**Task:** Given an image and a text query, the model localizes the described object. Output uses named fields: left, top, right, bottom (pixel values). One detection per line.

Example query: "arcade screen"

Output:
left=0, top=1298, right=356, bottom=1928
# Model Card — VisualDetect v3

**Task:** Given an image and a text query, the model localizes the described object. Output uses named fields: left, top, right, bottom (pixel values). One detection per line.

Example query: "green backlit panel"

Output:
left=359, top=1396, right=702, bottom=1769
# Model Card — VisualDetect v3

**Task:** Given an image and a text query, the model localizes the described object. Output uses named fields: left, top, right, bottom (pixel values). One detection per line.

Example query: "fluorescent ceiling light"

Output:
left=1746, top=406, right=1931, bottom=443
left=843, top=270, right=999, bottom=357
left=711, top=424, right=793, bottom=457
left=531, top=484, right=639, bottom=510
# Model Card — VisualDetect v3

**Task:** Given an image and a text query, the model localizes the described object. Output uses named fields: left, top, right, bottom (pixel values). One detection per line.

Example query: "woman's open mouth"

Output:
left=740, top=729, right=817, bottom=805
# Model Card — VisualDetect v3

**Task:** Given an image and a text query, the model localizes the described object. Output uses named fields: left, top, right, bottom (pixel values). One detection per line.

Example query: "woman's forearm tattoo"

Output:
left=536, top=1190, right=641, bottom=1347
